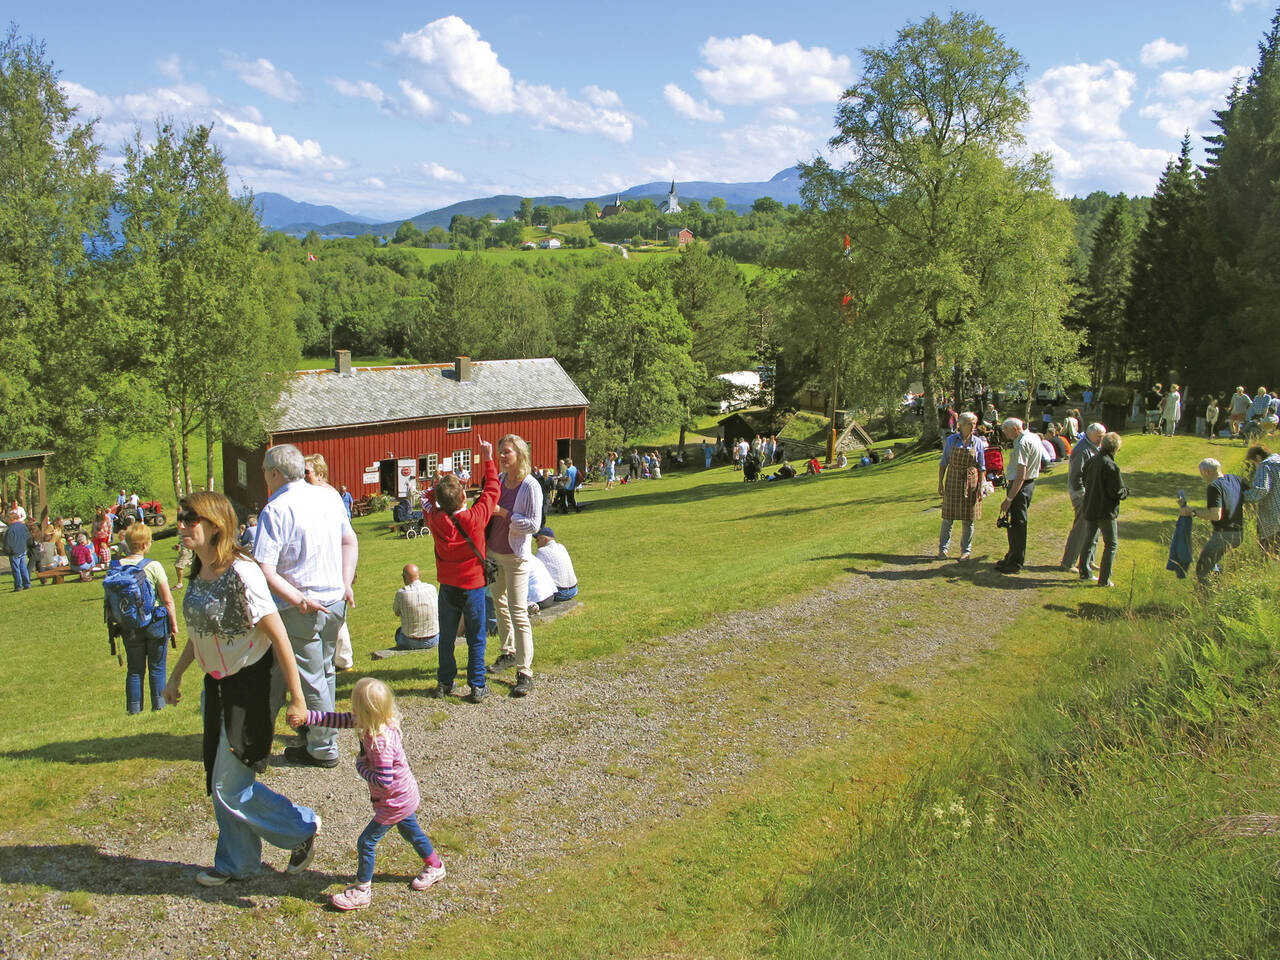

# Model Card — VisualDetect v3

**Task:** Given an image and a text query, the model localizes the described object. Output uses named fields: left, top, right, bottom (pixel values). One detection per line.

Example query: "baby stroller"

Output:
left=742, top=452, right=762, bottom=482
left=393, top=498, right=427, bottom=538
left=983, top=445, right=1006, bottom=488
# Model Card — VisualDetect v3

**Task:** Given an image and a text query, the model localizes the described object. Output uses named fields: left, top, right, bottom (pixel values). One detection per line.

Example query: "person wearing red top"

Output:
left=425, top=439, right=498, bottom=703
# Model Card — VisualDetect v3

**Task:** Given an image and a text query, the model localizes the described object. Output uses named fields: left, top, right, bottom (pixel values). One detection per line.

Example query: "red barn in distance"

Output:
left=223, top=352, right=589, bottom=511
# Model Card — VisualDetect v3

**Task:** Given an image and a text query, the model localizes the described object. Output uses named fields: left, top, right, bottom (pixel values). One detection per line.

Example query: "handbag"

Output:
left=450, top=515, right=498, bottom=585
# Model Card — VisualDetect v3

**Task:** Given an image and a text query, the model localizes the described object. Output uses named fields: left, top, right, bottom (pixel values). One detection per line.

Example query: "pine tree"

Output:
left=1078, top=197, right=1133, bottom=387
left=1198, top=8, right=1280, bottom=387
left=1125, top=136, right=1202, bottom=386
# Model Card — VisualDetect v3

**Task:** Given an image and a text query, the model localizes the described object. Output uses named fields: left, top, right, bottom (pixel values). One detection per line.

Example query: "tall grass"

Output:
left=775, top=559, right=1280, bottom=959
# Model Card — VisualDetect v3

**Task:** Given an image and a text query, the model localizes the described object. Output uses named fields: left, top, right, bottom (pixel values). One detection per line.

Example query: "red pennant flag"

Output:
left=307, top=252, right=317, bottom=262
left=843, top=234, right=852, bottom=260
left=841, top=293, right=852, bottom=307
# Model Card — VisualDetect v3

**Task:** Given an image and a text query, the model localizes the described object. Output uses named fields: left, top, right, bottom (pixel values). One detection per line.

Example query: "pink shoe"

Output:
left=411, top=863, right=446, bottom=891
left=331, top=884, right=372, bottom=911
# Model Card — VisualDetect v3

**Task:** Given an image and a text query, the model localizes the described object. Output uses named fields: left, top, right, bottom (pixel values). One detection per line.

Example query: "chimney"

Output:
left=454, top=356, right=471, bottom=382
left=335, top=349, right=352, bottom=376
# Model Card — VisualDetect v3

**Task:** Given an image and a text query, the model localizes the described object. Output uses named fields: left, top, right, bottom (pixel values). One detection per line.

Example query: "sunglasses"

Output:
left=176, top=507, right=207, bottom=526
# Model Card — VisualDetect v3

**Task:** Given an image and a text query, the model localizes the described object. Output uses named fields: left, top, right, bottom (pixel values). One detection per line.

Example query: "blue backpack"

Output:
left=103, top=558, right=169, bottom=640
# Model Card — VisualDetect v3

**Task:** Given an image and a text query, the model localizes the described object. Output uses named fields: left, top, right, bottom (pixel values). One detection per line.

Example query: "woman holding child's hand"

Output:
left=163, top=491, right=320, bottom=888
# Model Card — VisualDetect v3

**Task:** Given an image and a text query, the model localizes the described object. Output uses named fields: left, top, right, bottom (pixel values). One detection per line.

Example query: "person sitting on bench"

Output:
left=525, top=553, right=556, bottom=615
left=71, top=533, right=96, bottom=581
left=533, top=528, right=578, bottom=603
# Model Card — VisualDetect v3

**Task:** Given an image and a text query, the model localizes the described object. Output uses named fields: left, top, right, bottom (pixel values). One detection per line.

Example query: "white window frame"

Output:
left=446, top=416, right=472, bottom=433
left=425, top=453, right=438, bottom=479
left=452, top=448, right=472, bottom=476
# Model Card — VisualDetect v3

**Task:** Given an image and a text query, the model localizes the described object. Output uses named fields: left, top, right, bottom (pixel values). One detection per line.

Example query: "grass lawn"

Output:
left=2, top=431, right=1268, bottom=957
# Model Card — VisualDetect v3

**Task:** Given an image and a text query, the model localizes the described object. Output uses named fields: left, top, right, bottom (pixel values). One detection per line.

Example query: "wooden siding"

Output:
left=223, top=406, right=587, bottom=512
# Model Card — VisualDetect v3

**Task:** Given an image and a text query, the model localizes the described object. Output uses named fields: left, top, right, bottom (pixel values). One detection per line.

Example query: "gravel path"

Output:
left=0, top=548, right=1066, bottom=959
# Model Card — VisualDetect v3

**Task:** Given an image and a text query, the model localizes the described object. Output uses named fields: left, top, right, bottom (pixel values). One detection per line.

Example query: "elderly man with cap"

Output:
left=1060, top=421, right=1105, bottom=576
left=372, top=563, right=440, bottom=659
left=533, top=527, right=578, bottom=604
left=255, top=443, right=357, bottom=768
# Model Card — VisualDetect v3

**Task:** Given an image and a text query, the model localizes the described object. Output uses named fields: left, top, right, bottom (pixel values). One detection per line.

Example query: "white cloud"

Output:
left=214, top=112, right=346, bottom=170
left=225, top=53, right=302, bottom=103
left=1025, top=60, right=1172, bottom=194
left=155, top=54, right=183, bottom=82
left=1229, top=0, right=1266, bottom=11
left=393, top=16, right=633, bottom=141
left=394, top=16, right=515, bottom=112
left=422, top=162, right=464, bottom=183
left=398, top=80, right=439, bottom=119
left=693, top=35, right=853, bottom=105
left=363, top=177, right=386, bottom=189
left=763, top=105, right=802, bottom=123
left=1140, top=38, right=1188, bottom=68
left=663, top=83, right=725, bottom=122
left=1028, top=60, right=1135, bottom=141
left=329, top=77, right=388, bottom=105
left=1140, top=65, right=1248, bottom=137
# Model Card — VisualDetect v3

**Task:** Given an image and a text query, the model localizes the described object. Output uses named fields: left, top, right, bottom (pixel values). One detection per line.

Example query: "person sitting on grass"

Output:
left=534, top=528, right=578, bottom=603
left=804, top=457, right=823, bottom=476
left=766, top=462, right=797, bottom=482
left=290, top=677, right=445, bottom=911
left=371, top=564, right=439, bottom=659
left=425, top=440, right=499, bottom=703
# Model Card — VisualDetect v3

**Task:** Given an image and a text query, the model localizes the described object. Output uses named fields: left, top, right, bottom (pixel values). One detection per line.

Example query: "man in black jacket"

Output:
left=1078, top=432, right=1127, bottom=588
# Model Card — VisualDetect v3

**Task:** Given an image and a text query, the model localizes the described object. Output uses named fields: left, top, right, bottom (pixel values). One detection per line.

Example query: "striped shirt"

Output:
left=393, top=580, right=439, bottom=639
left=305, top=711, right=421, bottom=824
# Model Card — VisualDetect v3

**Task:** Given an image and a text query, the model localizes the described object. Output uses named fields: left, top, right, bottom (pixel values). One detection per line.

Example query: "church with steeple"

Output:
left=659, top=179, right=682, bottom=214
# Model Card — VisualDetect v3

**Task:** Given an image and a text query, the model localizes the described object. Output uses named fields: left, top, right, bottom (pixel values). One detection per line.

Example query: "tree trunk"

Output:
left=920, top=328, right=940, bottom=446
left=206, top=411, right=217, bottom=492
left=181, top=425, right=192, bottom=496
left=167, top=415, right=182, bottom=508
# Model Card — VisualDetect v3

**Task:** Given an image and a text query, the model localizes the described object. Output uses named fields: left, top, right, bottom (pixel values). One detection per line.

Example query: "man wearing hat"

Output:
left=534, top=527, right=578, bottom=603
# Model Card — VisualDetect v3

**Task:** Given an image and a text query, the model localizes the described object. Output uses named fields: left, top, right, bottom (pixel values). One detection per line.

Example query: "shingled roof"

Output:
left=274, top=358, right=589, bottom=433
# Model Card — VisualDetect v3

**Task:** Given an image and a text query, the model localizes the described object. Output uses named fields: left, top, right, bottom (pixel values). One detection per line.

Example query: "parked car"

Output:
left=1035, top=381, right=1069, bottom=404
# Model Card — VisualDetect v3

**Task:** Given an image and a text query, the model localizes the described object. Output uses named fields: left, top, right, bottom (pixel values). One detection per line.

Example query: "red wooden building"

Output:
left=223, top=353, right=589, bottom=511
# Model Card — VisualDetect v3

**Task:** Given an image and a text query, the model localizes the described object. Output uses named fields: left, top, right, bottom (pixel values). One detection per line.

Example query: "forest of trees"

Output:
left=5, top=8, right=1278, bottom=511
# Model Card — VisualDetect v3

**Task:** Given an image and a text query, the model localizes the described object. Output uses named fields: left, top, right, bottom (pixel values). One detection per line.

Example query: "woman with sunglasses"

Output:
left=162, top=492, right=320, bottom=887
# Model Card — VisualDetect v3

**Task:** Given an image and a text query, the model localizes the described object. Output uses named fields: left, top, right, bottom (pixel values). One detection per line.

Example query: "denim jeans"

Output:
left=437, top=583, right=487, bottom=690
left=553, top=583, right=578, bottom=602
left=938, top=519, right=974, bottom=556
left=207, top=703, right=317, bottom=879
left=1080, top=516, right=1118, bottom=585
left=355, top=813, right=435, bottom=884
left=8, top=552, right=30, bottom=590
left=271, top=600, right=346, bottom=761
left=394, top=627, right=439, bottom=650
left=123, top=631, right=167, bottom=714
left=1196, top=529, right=1243, bottom=583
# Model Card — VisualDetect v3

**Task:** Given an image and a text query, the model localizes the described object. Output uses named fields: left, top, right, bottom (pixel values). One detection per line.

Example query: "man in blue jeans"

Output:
left=4, top=510, right=31, bottom=591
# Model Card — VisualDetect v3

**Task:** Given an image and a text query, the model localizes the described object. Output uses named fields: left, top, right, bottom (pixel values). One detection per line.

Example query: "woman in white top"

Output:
left=485, top=434, right=543, bottom=697
left=163, top=491, right=317, bottom=887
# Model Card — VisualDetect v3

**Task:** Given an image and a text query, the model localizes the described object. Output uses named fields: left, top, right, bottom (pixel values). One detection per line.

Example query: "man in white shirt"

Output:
left=534, top=527, right=578, bottom=603
left=525, top=553, right=556, bottom=613
left=372, top=563, right=439, bottom=659
left=255, top=444, right=357, bottom=768
left=996, top=418, right=1042, bottom=575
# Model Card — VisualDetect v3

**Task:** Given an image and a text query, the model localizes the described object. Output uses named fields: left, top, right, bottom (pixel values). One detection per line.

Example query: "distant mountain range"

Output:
left=266, top=167, right=806, bottom=236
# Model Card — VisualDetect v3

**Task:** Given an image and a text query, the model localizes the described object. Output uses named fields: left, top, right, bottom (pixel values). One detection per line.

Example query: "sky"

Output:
left=7, top=1, right=1273, bottom=220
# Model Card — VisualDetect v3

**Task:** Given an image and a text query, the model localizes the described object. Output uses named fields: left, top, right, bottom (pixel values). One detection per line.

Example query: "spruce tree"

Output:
left=1079, top=197, right=1133, bottom=387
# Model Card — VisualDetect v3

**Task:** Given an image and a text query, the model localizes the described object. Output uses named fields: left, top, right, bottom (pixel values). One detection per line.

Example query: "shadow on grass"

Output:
left=0, top=732, right=202, bottom=765
left=0, top=843, right=341, bottom=904
left=809, top=551, right=1088, bottom=591
left=1042, top=601, right=1177, bottom=622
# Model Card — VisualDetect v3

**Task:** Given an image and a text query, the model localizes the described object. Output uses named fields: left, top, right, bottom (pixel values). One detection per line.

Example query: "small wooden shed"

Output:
left=0, top=449, right=52, bottom=520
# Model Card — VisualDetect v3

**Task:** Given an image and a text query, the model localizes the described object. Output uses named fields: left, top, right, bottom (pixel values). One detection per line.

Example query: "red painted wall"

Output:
left=223, top=406, right=587, bottom=512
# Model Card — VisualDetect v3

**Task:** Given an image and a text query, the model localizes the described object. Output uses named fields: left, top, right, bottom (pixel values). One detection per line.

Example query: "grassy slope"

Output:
left=1, top=433, right=1256, bottom=956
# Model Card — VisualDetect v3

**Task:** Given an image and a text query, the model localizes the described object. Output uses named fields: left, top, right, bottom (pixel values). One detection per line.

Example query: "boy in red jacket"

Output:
left=425, top=439, right=498, bottom=703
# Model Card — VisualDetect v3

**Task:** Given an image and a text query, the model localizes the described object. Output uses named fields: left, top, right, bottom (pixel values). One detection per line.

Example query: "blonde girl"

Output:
left=292, top=677, right=444, bottom=910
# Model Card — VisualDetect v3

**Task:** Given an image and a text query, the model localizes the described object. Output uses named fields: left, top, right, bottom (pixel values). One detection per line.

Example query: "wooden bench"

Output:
left=33, top=566, right=71, bottom=585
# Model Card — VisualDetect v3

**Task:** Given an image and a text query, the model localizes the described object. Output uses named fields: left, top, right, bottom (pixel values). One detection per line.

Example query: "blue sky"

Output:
left=8, top=1, right=1272, bottom=219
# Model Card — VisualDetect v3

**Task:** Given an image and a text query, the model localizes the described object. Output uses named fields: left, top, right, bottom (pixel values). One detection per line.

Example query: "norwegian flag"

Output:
left=307, top=252, right=317, bottom=262
left=843, top=234, right=852, bottom=260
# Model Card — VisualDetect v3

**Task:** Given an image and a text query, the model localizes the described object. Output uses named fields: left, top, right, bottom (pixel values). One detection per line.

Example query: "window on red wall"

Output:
left=447, top=416, right=471, bottom=433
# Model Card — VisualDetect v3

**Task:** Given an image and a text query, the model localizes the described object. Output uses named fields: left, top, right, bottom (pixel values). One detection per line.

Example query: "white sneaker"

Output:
left=411, top=863, right=446, bottom=891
